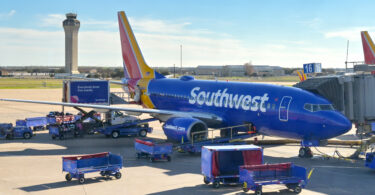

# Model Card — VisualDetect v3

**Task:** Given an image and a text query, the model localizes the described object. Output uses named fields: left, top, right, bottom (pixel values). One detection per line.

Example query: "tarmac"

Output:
left=0, top=89, right=374, bottom=195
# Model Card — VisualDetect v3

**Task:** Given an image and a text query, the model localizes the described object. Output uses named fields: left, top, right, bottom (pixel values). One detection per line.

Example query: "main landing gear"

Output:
left=298, top=147, right=313, bottom=158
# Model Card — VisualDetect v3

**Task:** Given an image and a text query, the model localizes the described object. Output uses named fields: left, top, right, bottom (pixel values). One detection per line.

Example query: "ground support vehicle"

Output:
left=201, top=145, right=263, bottom=188
left=134, top=138, right=172, bottom=162
left=48, top=123, right=82, bottom=140
left=239, top=163, right=307, bottom=195
left=176, top=124, right=258, bottom=154
left=365, top=152, right=375, bottom=169
left=0, top=123, right=33, bottom=139
left=17, top=117, right=48, bottom=131
left=97, top=118, right=156, bottom=138
left=63, top=152, right=123, bottom=184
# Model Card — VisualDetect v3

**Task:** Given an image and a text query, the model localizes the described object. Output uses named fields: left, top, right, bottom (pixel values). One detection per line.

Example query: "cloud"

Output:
left=0, top=10, right=16, bottom=19
left=0, top=16, right=356, bottom=68
left=40, top=14, right=66, bottom=27
left=299, top=17, right=322, bottom=29
left=324, top=27, right=375, bottom=41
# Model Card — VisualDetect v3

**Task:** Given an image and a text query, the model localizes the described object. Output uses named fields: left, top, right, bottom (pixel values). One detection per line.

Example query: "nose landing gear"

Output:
left=299, top=147, right=313, bottom=158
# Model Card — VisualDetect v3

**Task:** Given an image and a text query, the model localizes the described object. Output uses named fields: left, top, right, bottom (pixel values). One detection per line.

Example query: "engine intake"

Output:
left=162, top=117, right=207, bottom=142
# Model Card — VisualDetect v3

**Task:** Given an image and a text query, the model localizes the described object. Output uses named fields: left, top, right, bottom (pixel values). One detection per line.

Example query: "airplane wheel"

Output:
left=299, top=147, right=312, bottom=158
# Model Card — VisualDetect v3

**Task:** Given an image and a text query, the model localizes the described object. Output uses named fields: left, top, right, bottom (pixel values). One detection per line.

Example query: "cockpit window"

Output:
left=319, top=104, right=334, bottom=111
left=304, top=103, right=334, bottom=112
left=304, top=103, right=312, bottom=112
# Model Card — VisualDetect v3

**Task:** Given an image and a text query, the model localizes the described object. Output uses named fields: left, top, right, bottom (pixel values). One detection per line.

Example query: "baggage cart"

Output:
left=134, top=138, right=172, bottom=162
left=201, top=145, right=263, bottom=188
left=239, top=163, right=307, bottom=195
left=62, top=152, right=123, bottom=184
left=49, top=123, right=82, bottom=140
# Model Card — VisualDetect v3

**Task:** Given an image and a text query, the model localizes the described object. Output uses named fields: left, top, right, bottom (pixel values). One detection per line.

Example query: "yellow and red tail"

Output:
left=297, top=70, right=307, bottom=82
left=118, top=11, right=164, bottom=80
left=361, top=31, right=375, bottom=64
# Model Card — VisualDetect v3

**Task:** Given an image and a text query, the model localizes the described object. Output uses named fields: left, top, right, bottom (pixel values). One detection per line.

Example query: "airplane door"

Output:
left=279, top=96, right=292, bottom=122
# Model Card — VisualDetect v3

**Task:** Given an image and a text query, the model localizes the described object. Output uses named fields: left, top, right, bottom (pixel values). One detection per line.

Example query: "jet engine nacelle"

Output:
left=162, top=117, right=207, bottom=142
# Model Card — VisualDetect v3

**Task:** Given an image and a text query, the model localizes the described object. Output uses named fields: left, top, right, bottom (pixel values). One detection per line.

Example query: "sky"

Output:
left=0, top=0, right=375, bottom=69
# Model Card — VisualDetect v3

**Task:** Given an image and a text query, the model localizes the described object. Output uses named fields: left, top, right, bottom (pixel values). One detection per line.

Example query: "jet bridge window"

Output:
left=304, top=103, right=334, bottom=112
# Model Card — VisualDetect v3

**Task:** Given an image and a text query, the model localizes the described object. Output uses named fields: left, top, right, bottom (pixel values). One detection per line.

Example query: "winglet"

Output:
left=361, top=31, right=375, bottom=64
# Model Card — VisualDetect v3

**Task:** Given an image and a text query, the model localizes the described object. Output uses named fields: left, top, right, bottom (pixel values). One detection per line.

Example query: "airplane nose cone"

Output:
left=326, top=114, right=352, bottom=138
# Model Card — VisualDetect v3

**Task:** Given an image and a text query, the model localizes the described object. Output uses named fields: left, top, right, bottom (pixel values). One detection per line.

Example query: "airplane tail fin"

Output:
left=297, top=70, right=307, bottom=82
left=361, top=31, right=375, bottom=64
left=118, top=11, right=164, bottom=79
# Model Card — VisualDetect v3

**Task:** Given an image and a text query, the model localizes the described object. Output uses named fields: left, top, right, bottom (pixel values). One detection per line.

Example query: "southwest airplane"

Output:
left=0, top=11, right=352, bottom=158
left=361, top=31, right=375, bottom=64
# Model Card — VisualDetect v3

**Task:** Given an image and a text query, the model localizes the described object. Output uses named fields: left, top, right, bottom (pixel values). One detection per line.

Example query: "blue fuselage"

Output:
left=147, top=77, right=351, bottom=142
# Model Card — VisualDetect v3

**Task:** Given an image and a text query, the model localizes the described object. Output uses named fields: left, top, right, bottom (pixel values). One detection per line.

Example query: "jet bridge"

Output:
left=294, top=73, right=375, bottom=135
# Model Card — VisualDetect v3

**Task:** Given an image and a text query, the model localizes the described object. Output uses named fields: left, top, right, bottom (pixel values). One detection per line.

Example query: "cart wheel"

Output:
left=167, top=156, right=171, bottom=162
left=23, top=132, right=32, bottom=139
left=65, top=173, right=72, bottom=181
left=115, top=172, right=122, bottom=179
left=100, top=171, right=106, bottom=176
left=255, top=189, right=262, bottom=195
left=293, top=186, right=302, bottom=194
left=203, top=176, right=210, bottom=184
left=111, top=131, right=119, bottom=139
left=149, top=157, right=155, bottom=162
left=78, top=177, right=85, bottom=184
left=212, top=181, right=220, bottom=188
left=139, top=129, right=147, bottom=137
left=52, top=135, right=56, bottom=140
left=59, top=135, right=64, bottom=140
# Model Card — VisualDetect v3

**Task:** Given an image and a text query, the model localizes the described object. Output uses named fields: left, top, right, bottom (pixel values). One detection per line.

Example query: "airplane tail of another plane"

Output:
left=361, top=31, right=375, bottom=64
left=117, top=11, right=164, bottom=80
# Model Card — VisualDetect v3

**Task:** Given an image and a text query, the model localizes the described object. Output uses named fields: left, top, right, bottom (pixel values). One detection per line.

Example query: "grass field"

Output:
left=0, top=78, right=122, bottom=89
left=0, top=76, right=298, bottom=89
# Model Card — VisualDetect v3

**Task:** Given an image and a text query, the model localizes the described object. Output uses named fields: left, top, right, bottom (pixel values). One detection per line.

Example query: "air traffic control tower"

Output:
left=63, top=13, right=80, bottom=74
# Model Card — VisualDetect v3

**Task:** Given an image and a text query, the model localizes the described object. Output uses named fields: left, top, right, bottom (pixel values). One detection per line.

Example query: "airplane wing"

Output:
left=0, top=98, right=222, bottom=124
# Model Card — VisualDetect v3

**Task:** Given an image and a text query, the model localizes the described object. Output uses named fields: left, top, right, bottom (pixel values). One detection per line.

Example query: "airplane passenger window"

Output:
left=272, top=104, right=276, bottom=110
left=267, top=103, right=270, bottom=109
